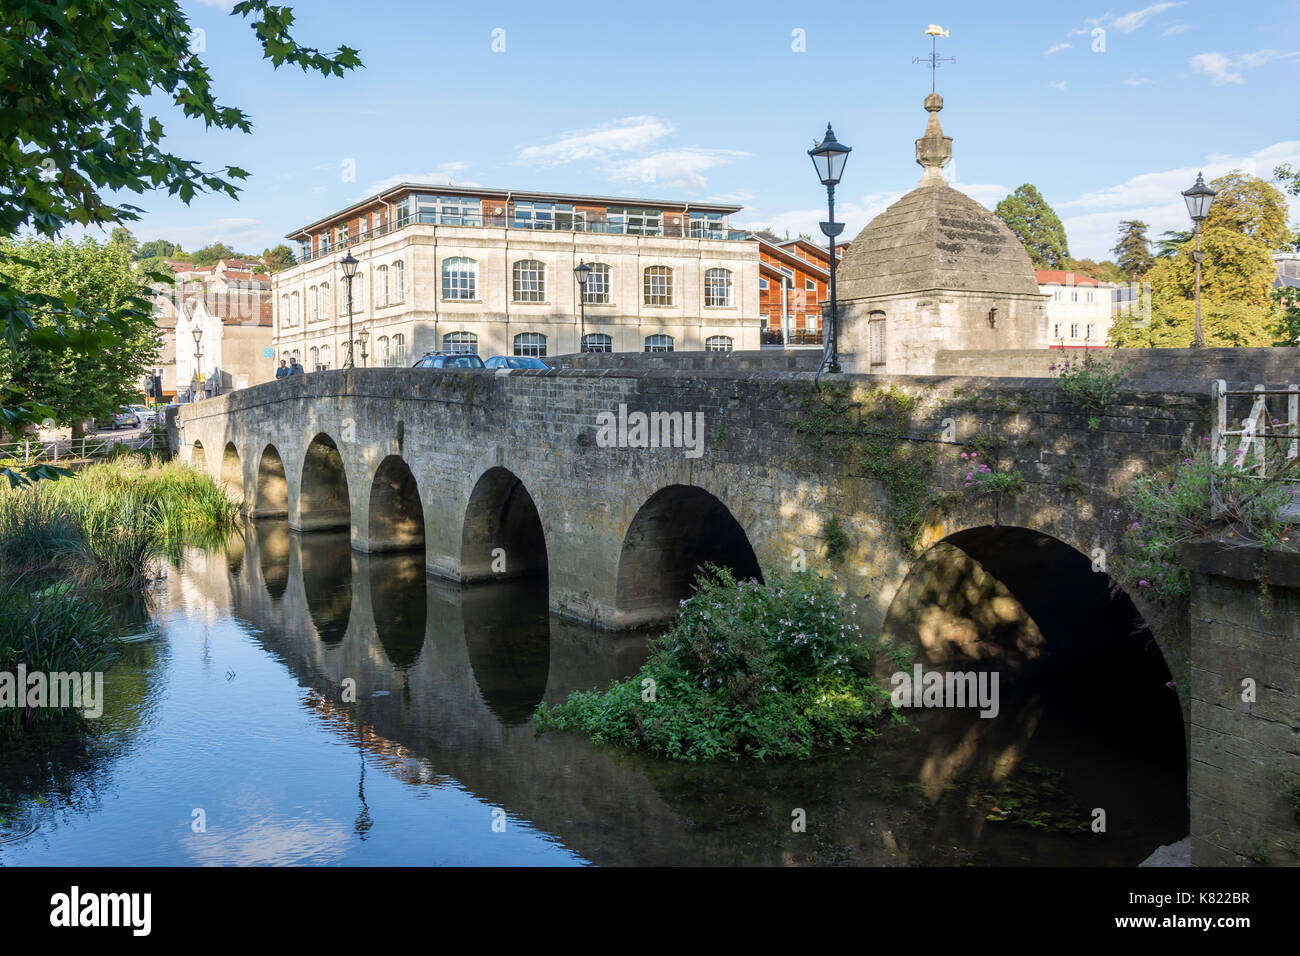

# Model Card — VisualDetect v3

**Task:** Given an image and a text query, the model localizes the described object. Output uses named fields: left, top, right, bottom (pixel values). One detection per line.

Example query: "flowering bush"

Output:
left=534, top=565, right=889, bottom=761
left=959, top=450, right=1025, bottom=496
left=1051, top=352, right=1124, bottom=429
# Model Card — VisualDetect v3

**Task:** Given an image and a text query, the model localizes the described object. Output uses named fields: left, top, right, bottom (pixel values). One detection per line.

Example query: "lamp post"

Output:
left=808, top=124, right=851, bottom=373
left=574, top=259, right=591, bottom=352
left=1182, top=171, right=1217, bottom=349
left=340, top=251, right=359, bottom=368
left=192, top=327, right=203, bottom=400
left=358, top=329, right=369, bottom=368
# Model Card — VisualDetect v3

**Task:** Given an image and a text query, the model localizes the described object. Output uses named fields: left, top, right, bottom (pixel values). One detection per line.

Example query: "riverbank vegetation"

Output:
left=535, top=566, right=891, bottom=761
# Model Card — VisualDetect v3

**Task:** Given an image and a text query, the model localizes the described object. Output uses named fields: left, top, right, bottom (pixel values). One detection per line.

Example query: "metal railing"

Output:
left=760, top=329, right=824, bottom=347
left=294, top=214, right=752, bottom=265
left=0, top=432, right=159, bottom=466
left=1211, top=381, right=1299, bottom=477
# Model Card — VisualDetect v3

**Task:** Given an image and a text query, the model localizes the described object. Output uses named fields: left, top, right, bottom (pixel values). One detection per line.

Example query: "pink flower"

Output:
left=1138, top=579, right=1149, bottom=587
left=1131, top=522, right=1140, bottom=530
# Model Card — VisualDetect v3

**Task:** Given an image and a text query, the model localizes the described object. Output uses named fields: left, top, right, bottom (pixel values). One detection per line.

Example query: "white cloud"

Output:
left=605, top=149, right=749, bottom=191
left=1111, top=2, right=1182, bottom=32
left=1189, top=48, right=1299, bottom=84
left=1161, top=23, right=1192, bottom=36
left=706, top=191, right=754, bottom=205
left=1049, top=80, right=1068, bottom=90
left=1044, top=43, right=1071, bottom=56
left=1059, top=139, right=1300, bottom=258
left=362, top=164, right=476, bottom=195
left=516, top=116, right=672, bottom=166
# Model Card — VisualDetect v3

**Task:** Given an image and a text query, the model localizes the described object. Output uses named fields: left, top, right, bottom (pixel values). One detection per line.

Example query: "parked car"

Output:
left=483, top=356, right=550, bottom=370
left=411, top=352, right=485, bottom=369
left=130, top=404, right=158, bottom=427
left=95, top=409, right=140, bottom=431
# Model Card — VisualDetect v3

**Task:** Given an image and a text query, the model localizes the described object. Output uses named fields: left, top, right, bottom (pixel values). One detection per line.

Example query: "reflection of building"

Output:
left=750, top=231, right=845, bottom=348
left=1036, top=270, right=1113, bottom=349
left=151, top=260, right=273, bottom=400
left=272, top=185, right=759, bottom=367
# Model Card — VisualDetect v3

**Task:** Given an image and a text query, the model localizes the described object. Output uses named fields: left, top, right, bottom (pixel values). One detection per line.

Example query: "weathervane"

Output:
left=913, top=24, right=954, bottom=93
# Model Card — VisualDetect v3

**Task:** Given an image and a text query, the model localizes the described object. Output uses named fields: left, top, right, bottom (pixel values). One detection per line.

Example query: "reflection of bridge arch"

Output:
left=191, top=440, right=207, bottom=472
left=369, top=551, right=427, bottom=669
left=255, top=444, right=289, bottom=518
left=258, top=519, right=291, bottom=600
left=301, top=530, right=352, bottom=644
left=299, top=432, right=351, bottom=532
left=368, top=455, right=424, bottom=554
left=460, top=466, right=547, bottom=583
left=615, top=484, right=762, bottom=629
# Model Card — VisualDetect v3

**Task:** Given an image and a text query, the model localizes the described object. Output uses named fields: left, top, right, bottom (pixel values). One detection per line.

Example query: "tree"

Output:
left=261, top=244, right=297, bottom=272
left=994, top=184, right=1070, bottom=269
left=1112, top=220, right=1152, bottom=280
left=1272, top=163, right=1300, bottom=251
left=108, top=227, right=138, bottom=257
left=1272, top=287, right=1300, bottom=346
left=1068, top=258, right=1126, bottom=284
left=191, top=242, right=240, bottom=267
left=0, top=238, right=160, bottom=434
left=1203, top=171, right=1291, bottom=249
left=0, top=1, right=359, bottom=482
left=1155, top=229, right=1193, bottom=259
left=138, top=239, right=181, bottom=260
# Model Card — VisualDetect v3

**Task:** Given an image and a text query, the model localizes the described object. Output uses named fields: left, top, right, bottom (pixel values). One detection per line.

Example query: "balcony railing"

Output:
left=294, top=214, right=752, bottom=265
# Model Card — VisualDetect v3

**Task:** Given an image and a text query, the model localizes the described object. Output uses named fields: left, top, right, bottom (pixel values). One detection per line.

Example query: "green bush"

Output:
left=1052, top=352, right=1124, bottom=429
left=535, top=565, right=889, bottom=761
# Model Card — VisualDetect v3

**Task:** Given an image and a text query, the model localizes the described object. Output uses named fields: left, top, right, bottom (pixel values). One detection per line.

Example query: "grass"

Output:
left=0, top=452, right=241, bottom=589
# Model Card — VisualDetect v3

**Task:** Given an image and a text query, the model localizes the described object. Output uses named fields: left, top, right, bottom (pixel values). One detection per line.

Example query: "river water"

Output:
left=0, top=520, right=1187, bottom=866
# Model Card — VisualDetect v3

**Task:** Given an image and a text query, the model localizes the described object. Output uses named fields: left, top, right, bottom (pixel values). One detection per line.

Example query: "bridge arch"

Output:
left=460, top=466, right=547, bottom=583
left=191, top=440, right=207, bottom=472
left=219, top=442, right=243, bottom=499
left=367, top=454, right=425, bottom=553
left=615, top=483, right=762, bottom=629
left=299, top=432, right=351, bottom=532
left=255, top=444, right=289, bottom=519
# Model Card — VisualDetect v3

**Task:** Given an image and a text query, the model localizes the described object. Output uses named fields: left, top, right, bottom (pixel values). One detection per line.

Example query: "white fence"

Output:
left=0, top=432, right=160, bottom=465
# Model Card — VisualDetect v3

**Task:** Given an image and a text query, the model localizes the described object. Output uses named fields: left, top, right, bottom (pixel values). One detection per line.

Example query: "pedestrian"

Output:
left=288, top=356, right=304, bottom=377
left=275, top=359, right=288, bottom=380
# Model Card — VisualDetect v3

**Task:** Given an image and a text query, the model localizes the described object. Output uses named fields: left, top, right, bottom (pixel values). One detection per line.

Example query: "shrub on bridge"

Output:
left=534, top=566, right=890, bottom=761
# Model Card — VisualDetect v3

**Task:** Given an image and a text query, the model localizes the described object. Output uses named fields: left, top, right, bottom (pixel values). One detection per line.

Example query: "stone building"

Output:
left=751, top=231, right=845, bottom=348
left=836, top=94, right=1047, bottom=374
left=1037, top=269, right=1114, bottom=349
left=272, top=186, right=760, bottom=366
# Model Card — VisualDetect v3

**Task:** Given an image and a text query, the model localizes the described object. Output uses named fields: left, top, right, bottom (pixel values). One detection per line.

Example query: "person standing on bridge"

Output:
left=275, top=359, right=288, bottom=380
left=288, top=356, right=304, bottom=377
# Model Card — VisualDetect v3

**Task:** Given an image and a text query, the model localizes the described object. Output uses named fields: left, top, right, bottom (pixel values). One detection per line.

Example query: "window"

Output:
left=643, top=266, right=673, bottom=306
left=442, top=257, right=477, bottom=300
left=805, top=278, right=817, bottom=292
left=583, top=263, right=611, bottom=304
left=318, top=232, right=330, bottom=254
left=513, top=332, right=547, bottom=357
left=296, top=239, right=309, bottom=262
left=644, top=334, right=674, bottom=353
left=704, top=268, right=733, bottom=307
left=759, top=277, right=769, bottom=291
left=1086, top=290, right=1095, bottom=304
left=338, top=222, right=348, bottom=244
left=319, top=345, right=331, bottom=369
left=513, top=201, right=584, bottom=231
left=688, top=211, right=725, bottom=238
left=869, top=312, right=886, bottom=366
left=355, top=273, right=365, bottom=310
left=443, top=331, right=478, bottom=354
left=513, top=259, right=546, bottom=302
left=280, top=294, right=289, bottom=327
left=1070, top=323, right=1080, bottom=339
left=1053, top=323, right=1063, bottom=339
left=623, top=207, right=661, bottom=236
left=1086, top=323, right=1096, bottom=340
left=309, top=286, right=319, bottom=322
left=415, top=195, right=481, bottom=226
left=292, top=348, right=300, bottom=363
left=290, top=291, right=300, bottom=326
left=393, top=260, right=404, bottom=303
left=581, top=333, right=612, bottom=353
left=309, top=346, right=319, bottom=370
left=1071, top=290, right=1079, bottom=303
left=392, top=334, right=406, bottom=365
left=320, top=283, right=330, bottom=320
left=805, top=313, right=816, bottom=331
left=1053, top=289, right=1063, bottom=302
left=378, top=335, right=390, bottom=367
left=705, top=335, right=733, bottom=352
left=376, top=265, right=389, bottom=308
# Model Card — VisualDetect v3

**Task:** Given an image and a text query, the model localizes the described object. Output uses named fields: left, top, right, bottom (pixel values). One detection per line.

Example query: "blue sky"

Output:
left=101, top=0, right=1299, bottom=261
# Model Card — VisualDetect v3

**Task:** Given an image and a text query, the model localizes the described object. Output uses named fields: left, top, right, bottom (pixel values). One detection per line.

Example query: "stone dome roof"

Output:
left=837, top=95, right=1041, bottom=301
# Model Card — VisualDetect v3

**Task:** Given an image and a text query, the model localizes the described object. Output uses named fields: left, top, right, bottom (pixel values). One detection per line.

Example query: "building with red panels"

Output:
left=751, top=231, right=847, bottom=346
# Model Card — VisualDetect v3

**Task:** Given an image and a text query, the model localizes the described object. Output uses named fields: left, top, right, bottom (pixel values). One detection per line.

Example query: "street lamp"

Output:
left=809, top=124, right=851, bottom=373
left=192, top=327, right=203, bottom=399
left=340, top=251, right=359, bottom=368
left=358, top=328, right=369, bottom=368
left=1182, top=171, right=1217, bottom=349
left=574, top=260, right=591, bottom=352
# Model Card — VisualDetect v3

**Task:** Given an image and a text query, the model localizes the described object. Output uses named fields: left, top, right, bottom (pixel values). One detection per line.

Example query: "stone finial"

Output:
left=915, top=93, right=952, bottom=185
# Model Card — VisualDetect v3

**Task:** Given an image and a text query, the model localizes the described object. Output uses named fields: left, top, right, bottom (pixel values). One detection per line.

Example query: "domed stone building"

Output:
left=836, top=94, right=1047, bottom=374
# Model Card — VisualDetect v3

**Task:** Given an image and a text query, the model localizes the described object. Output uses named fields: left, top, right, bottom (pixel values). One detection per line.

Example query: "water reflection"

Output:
left=0, top=519, right=1188, bottom=866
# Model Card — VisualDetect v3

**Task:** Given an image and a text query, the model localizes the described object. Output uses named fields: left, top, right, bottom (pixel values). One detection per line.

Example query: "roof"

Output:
left=838, top=183, right=1041, bottom=300
left=287, top=183, right=745, bottom=237
left=1036, top=270, right=1104, bottom=287
left=749, top=232, right=830, bottom=279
